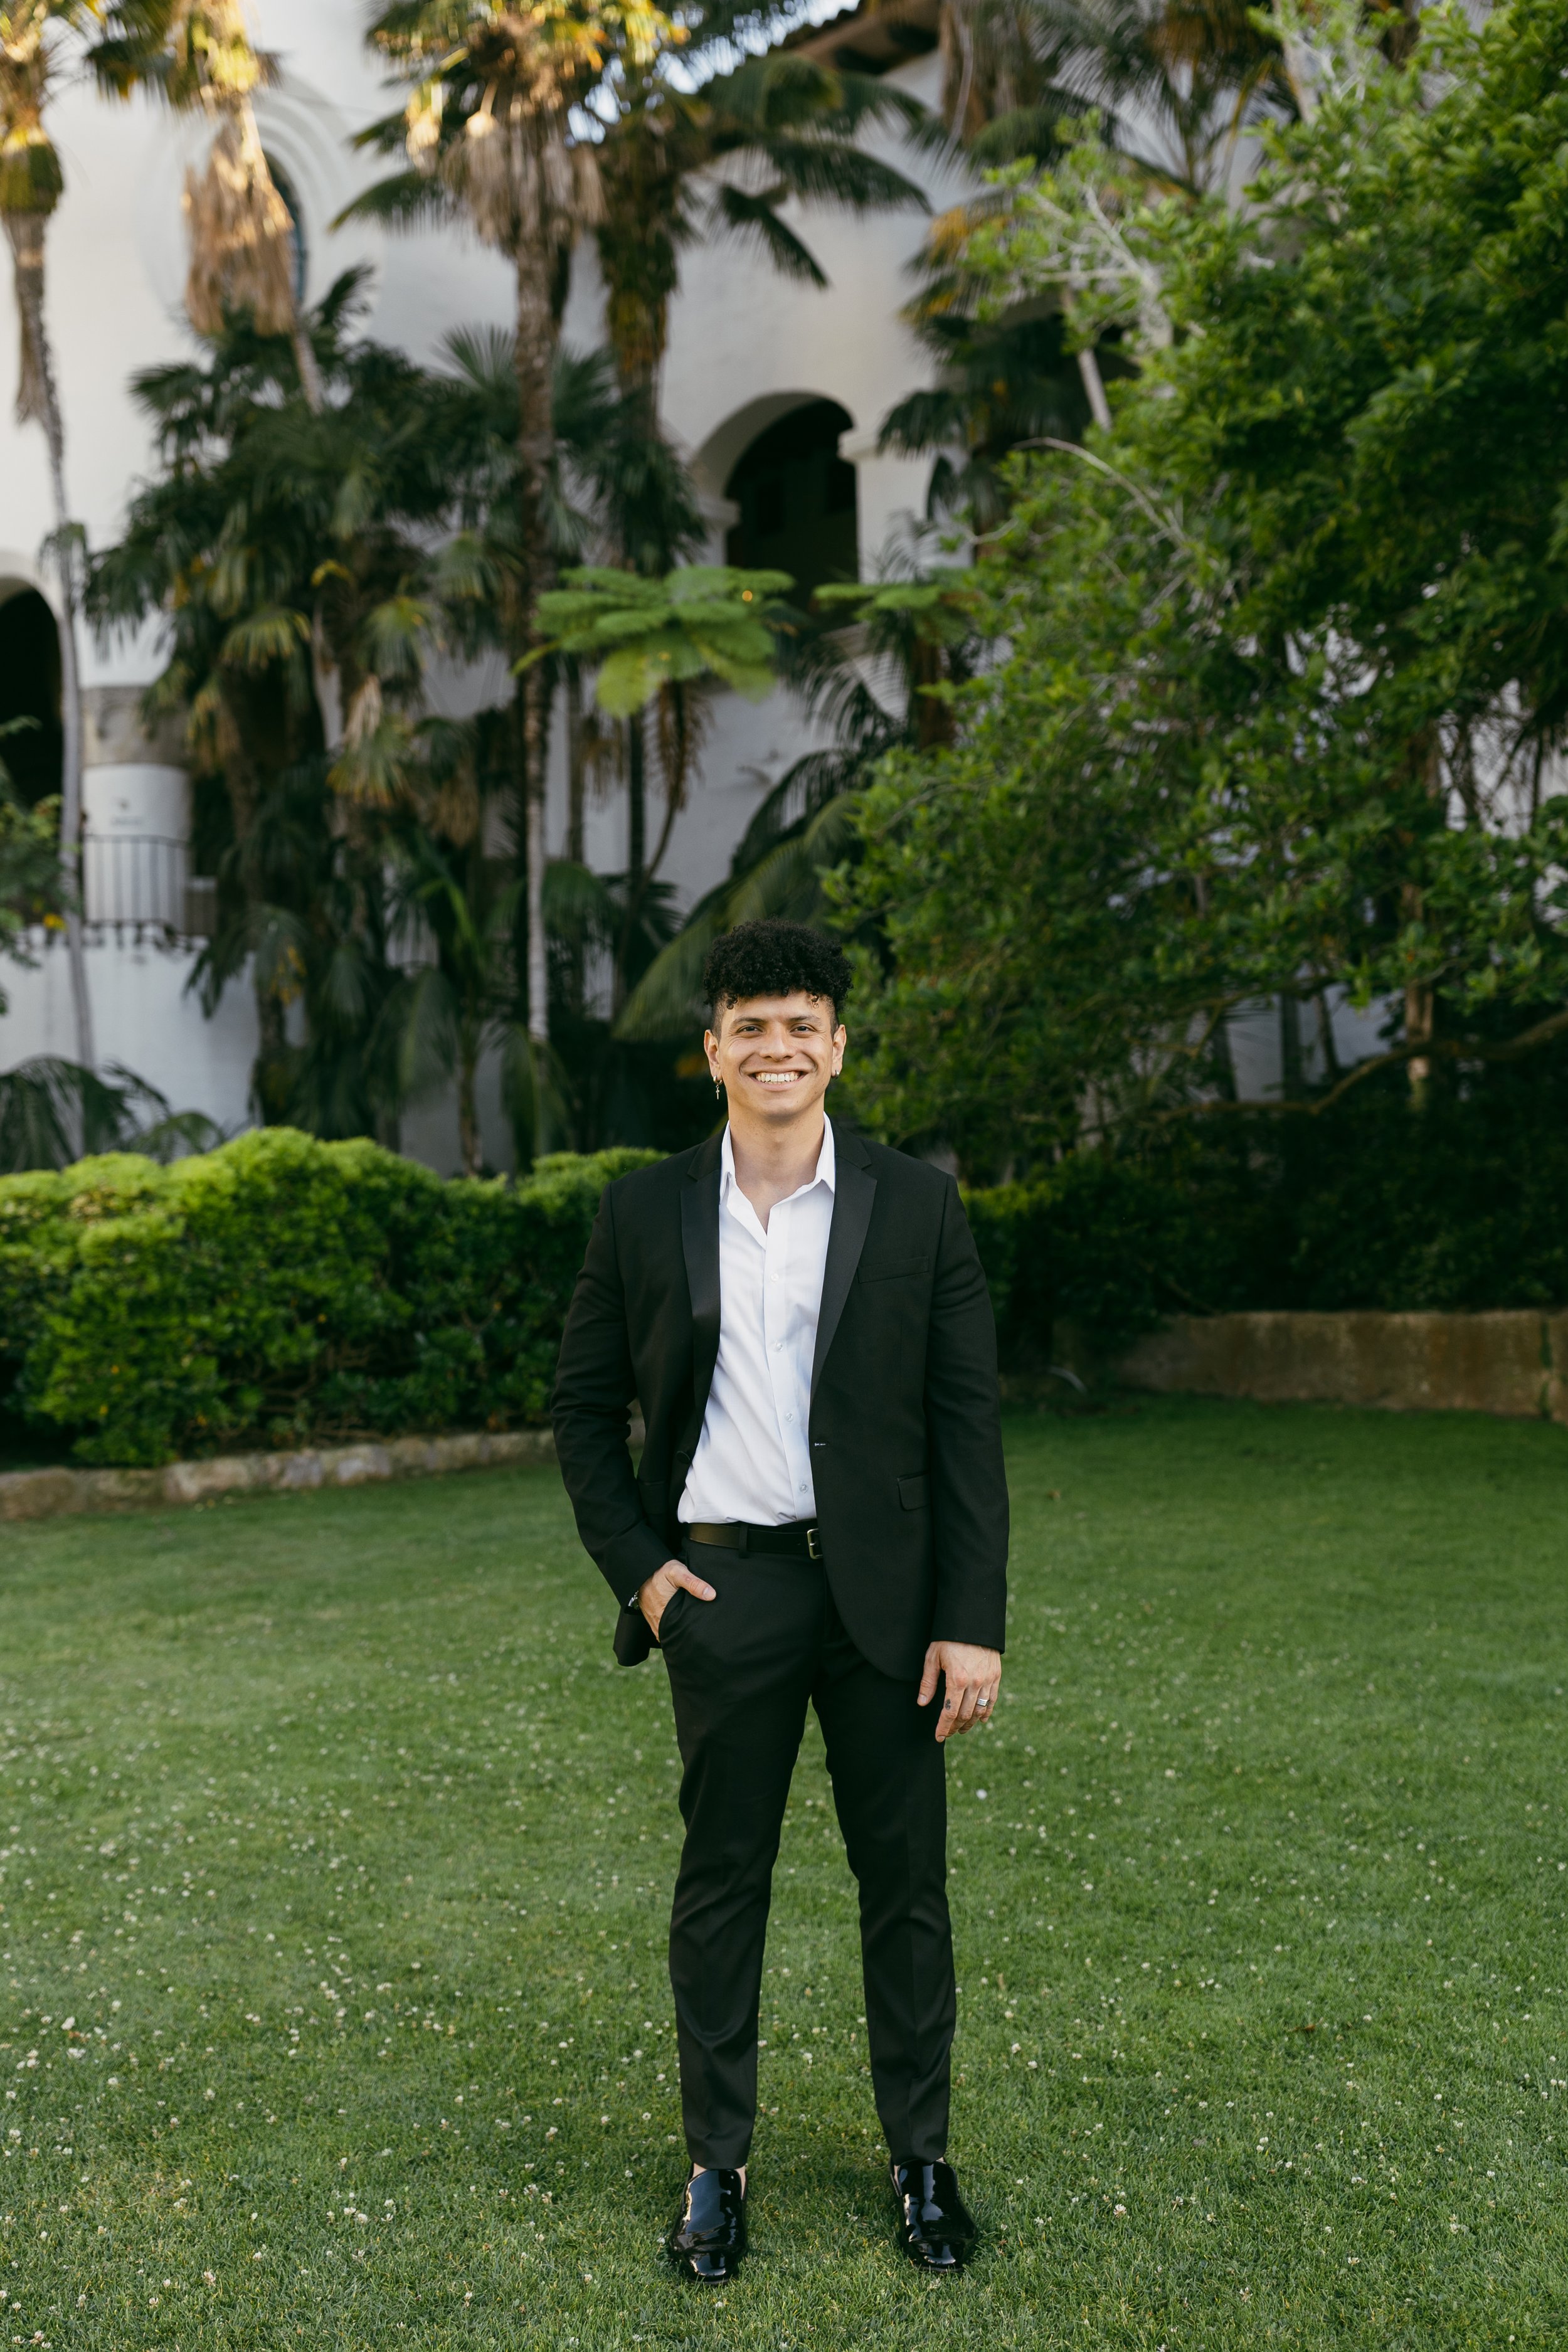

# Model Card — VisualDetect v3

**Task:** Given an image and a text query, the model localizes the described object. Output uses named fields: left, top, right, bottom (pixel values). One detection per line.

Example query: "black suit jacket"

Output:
left=551, top=1126, right=1009, bottom=1682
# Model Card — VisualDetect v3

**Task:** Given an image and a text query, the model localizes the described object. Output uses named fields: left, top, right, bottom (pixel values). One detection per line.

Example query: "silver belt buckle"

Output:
left=806, top=1523, right=822, bottom=1561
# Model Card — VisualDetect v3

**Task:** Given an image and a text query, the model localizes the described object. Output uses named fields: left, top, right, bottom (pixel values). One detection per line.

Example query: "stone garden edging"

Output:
left=0, top=1426, right=559, bottom=1524
left=1076, top=1308, right=1568, bottom=1424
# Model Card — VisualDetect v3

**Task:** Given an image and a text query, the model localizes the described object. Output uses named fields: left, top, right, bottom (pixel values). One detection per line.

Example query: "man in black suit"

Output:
left=553, top=919, right=1008, bottom=2281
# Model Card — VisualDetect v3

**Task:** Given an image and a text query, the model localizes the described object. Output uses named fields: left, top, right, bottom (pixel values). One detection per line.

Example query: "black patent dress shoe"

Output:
left=666, top=2166, right=746, bottom=2283
left=891, top=2159, right=977, bottom=2272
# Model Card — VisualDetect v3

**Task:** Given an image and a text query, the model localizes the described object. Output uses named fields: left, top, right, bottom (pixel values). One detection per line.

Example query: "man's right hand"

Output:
left=637, top=1558, right=717, bottom=1640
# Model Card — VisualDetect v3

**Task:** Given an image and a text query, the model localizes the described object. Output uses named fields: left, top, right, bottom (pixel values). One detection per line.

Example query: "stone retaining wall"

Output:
left=1095, top=1309, right=1568, bottom=1423
left=0, top=1426, right=559, bottom=1524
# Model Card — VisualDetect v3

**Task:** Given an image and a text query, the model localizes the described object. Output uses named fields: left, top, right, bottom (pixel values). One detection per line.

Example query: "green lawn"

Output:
left=3, top=1399, right=1566, bottom=2350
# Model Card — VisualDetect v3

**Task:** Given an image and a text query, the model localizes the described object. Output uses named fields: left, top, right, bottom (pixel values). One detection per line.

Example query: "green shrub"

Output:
left=0, top=1130, right=656, bottom=1467
left=967, top=1065, right=1568, bottom=1361
left=6, top=1079, right=1565, bottom=1468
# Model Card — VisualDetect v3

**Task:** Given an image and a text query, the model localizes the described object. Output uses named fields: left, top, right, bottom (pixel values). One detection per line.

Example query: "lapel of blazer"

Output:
left=812, top=1126, right=877, bottom=1395
left=680, top=1131, right=724, bottom=1436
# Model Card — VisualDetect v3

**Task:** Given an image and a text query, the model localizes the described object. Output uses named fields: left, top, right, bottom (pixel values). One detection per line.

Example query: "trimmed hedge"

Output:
left=0, top=1130, right=657, bottom=1468
left=6, top=1078, right=1564, bottom=1469
left=967, top=1074, right=1568, bottom=1362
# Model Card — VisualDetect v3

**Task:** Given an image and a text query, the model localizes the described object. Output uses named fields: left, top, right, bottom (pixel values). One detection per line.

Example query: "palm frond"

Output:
left=706, top=184, right=828, bottom=285
left=333, top=170, right=458, bottom=235
left=746, top=135, right=929, bottom=216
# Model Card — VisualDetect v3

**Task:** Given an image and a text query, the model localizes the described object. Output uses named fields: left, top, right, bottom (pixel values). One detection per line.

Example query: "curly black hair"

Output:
left=702, top=919, right=852, bottom=1024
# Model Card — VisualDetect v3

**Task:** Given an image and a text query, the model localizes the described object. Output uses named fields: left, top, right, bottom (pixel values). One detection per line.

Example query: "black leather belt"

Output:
left=684, top=1519, right=822, bottom=1560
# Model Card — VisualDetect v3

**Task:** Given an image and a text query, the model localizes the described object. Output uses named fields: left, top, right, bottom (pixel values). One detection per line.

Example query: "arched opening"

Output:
left=0, top=584, right=63, bottom=808
left=266, top=155, right=308, bottom=307
left=724, top=398, right=857, bottom=603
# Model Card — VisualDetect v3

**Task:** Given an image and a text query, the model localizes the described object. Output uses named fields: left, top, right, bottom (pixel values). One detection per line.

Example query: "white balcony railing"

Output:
left=82, top=833, right=216, bottom=941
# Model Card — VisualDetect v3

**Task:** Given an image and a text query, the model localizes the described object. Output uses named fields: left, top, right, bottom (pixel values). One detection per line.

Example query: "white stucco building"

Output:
left=0, top=0, right=966, bottom=1163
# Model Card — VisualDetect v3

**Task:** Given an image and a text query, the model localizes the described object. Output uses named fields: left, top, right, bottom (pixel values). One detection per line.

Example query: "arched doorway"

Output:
left=724, top=398, right=857, bottom=604
left=0, top=583, right=62, bottom=808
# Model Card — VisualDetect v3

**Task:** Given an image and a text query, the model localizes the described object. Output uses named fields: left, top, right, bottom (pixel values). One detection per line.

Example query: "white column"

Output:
left=80, top=686, right=194, bottom=931
left=838, top=426, right=935, bottom=576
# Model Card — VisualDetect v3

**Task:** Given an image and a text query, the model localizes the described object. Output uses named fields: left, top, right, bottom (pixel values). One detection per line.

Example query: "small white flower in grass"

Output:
left=203, top=2272, right=216, bottom=2287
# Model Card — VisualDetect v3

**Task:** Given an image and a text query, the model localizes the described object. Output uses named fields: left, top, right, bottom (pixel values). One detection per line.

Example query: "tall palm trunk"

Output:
left=513, top=232, right=557, bottom=1135
left=4, top=208, right=93, bottom=1079
left=457, top=1015, right=482, bottom=1179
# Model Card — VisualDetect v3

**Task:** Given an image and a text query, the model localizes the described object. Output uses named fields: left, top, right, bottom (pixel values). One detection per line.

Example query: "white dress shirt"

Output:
left=677, top=1118, right=836, bottom=1527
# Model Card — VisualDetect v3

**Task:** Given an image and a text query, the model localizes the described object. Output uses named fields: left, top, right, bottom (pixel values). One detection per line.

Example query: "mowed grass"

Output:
left=2, top=1400, right=1567, bottom=2351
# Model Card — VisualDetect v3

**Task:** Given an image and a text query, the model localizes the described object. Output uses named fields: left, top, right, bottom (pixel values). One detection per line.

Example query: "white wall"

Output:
left=1, top=932, right=259, bottom=1133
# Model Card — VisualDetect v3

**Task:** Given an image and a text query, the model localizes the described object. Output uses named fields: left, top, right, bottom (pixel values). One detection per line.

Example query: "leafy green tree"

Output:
left=835, top=0, right=1568, bottom=1175
left=378, top=725, right=526, bottom=1179
left=879, top=292, right=1090, bottom=529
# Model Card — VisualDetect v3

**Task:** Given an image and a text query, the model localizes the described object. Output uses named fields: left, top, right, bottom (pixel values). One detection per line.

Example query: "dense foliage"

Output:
left=7, top=1083, right=1568, bottom=1471
left=837, top=0, right=1568, bottom=1180
left=0, top=1128, right=654, bottom=1466
left=968, top=1054, right=1568, bottom=1357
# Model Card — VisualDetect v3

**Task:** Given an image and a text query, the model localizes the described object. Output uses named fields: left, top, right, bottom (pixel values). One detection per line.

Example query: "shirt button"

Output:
left=772, top=1341, right=783, bottom=1352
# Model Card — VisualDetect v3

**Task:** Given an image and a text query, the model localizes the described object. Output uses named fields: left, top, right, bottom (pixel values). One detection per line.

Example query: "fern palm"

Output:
left=615, top=557, right=984, bottom=1041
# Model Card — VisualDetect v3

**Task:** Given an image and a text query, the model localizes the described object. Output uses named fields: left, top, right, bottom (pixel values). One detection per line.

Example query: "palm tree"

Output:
left=0, top=1056, right=174, bottom=1172
left=93, top=0, right=325, bottom=407
left=379, top=718, right=528, bottom=1179
left=349, top=0, right=679, bottom=1099
left=87, top=284, right=479, bottom=1128
left=593, top=35, right=931, bottom=417
left=881, top=0, right=1294, bottom=488
left=1019, top=0, right=1290, bottom=194
left=432, top=323, right=708, bottom=1029
left=615, top=559, right=985, bottom=1041
left=879, top=294, right=1091, bottom=528
left=933, top=0, right=1290, bottom=186
left=527, top=560, right=789, bottom=1010
left=1, top=0, right=97, bottom=1074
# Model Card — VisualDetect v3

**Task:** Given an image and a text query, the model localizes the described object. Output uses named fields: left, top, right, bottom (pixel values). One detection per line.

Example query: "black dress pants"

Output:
left=658, top=1542, right=954, bottom=2169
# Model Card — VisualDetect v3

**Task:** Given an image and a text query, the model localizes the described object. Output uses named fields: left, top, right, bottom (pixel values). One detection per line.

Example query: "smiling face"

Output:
left=705, top=991, right=846, bottom=1132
